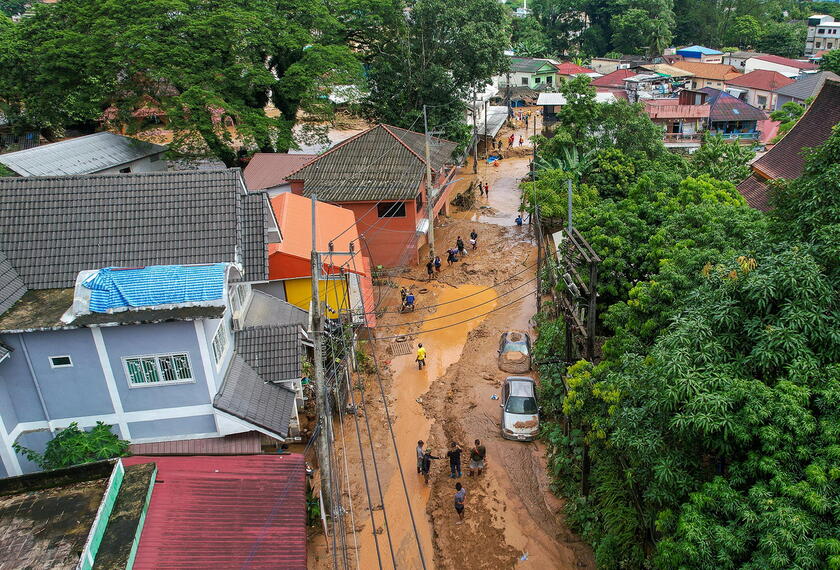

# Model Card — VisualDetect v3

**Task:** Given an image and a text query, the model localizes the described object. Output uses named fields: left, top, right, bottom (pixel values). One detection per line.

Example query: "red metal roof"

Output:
left=753, top=54, right=818, bottom=70
left=555, top=62, right=595, bottom=75
left=243, top=153, right=317, bottom=190
left=591, top=69, right=636, bottom=88
left=644, top=99, right=710, bottom=119
left=128, top=432, right=263, bottom=456
left=725, top=69, right=795, bottom=91
left=122, top=455, right=307, bottom=569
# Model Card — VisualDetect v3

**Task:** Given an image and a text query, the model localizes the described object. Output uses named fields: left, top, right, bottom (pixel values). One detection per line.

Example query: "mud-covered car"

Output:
left=500, top=376, right=539, bottom=441
left=497, top=331, right=531, bottom=373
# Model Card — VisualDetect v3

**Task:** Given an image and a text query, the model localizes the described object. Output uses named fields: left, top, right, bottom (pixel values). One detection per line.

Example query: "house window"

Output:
left=706, top=81, right=712, bottom=86
left=521, top=77, right=528, bottom=85
left=49, top=355, right=73, bottom=368
left=757, top=95, right=768, bottom=108
left=124, top=353, right=193, bottom=386
left=211, top=320, right=229, bottom=365
left=377, top=202, right=406, bottom=218
left=830, top=42, right=834, bottom=49
left=416, top=192, right=423, bottom=212
left=534, top=77, right=541, bottom=84
left=119, top=167, right=131, bottom=173
left=816, top=42, right=822, bottom=48
left=546, top=76, right=553, bottom=85
left=819, top=29, right=825, bottom=34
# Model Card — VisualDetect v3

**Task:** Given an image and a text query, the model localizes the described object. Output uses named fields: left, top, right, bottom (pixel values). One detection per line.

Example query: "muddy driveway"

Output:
left=309, top=121, right=593, bottom=569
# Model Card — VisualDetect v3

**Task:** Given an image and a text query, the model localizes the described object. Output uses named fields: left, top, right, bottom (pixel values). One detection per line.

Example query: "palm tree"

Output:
left=647, top=19, right=672, bottom=57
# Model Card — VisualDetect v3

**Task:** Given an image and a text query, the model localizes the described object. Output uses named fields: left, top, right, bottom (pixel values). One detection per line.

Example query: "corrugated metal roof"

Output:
left=0, top=132, right=167, bottom=177
left=644, top=100, right=710, bottom=119
left=698, top=88, right=768, bottom=122
left=122, top=455, right=306, bottom=570
left=243, top=153, right=316, bottom=190
left=242, top=290, right=308, bottom=329
left=753, top=54, right=818, bottom=70
left=591, top=69, right=636, bottom=87
left=214, top=354, right=297, bottom=439
left=128, top=432, right=263, bottom=455
left=677, top=45, right=723, bottom=55
left=287, top=124, right=457, bottom=202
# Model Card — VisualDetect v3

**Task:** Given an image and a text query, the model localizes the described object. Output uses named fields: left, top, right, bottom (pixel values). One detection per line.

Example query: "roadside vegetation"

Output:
left=530, top=76, right=840, bottom=568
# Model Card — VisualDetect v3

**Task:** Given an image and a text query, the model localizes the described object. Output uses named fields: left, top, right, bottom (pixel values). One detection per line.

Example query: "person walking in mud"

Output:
left=469, top=229, right=478, bottom=251
left=456, top=236, right=466, bottom=257
left=454, top=482, right=466, bottom=524
left=447, top=247, right=457, bottom=266
left=434, top=254, right=441, bottom=274
left=484, top=182, right=489, bottom=198
left=421, top=448, right=439, bottom=485
left=416, top=343, right=427, bottom=370
left=447, top=441, right=463, bottom=478
left=469, top=439, right=486, bottom=476
left=426, top=258, right=435, bottom=281
left=416, top=440, right=425, bottom=474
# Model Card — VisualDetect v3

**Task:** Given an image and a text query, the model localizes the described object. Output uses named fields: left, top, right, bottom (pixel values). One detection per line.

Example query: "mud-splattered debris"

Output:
left=513, top=418, right=538, bottom=429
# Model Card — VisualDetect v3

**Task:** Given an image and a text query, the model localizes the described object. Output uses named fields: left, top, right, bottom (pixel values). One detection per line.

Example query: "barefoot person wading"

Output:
left=469, top=439, right=486, bottom=476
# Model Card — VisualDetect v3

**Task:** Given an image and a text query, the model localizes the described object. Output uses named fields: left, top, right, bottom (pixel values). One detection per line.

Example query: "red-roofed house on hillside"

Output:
left=286, top=124, right=459, bottom=267
left=737, top=77, right=840, bottom=211
left=266, top=192, right=376, bottom=325
left=554, top=61, right=598, bottom=80
left=725, top=70, right=795, bottom=110
left=243, top=153, right=316, bottom=195
left=745, top=54, right=819, bottom=77
left=590, top=69, right=636, bottom=88
left=122, top=455, right=307, bottom=570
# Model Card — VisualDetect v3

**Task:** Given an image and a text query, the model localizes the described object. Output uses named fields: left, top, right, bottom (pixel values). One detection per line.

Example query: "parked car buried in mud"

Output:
left=500, top=376, right=539, bottom=441
left=497, top=331, right=531, bottom=373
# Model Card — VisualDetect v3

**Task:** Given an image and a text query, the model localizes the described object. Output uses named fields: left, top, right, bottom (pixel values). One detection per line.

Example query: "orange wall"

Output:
left=269, top=251, right=311, bottom=281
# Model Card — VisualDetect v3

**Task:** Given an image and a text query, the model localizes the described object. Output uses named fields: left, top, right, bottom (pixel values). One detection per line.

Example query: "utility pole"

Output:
left=484, top=100, right=488, bottom=155
left=423, top=105, right=438, bottom=257
left=472, top=93, right=478, bottom=174
left=309, top=190, right=333, bottom=515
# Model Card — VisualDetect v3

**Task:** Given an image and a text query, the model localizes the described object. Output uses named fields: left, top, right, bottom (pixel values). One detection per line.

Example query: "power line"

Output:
left=349, top=251, right=429, bottom=570
left=372, top=276, right=537, bottom=328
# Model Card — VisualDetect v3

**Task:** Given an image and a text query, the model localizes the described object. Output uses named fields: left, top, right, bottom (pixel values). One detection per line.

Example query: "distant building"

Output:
left=773, top=71, right=840, bottom=108
left=672, top=61, right=742, bottom=90
left=676, top=45, right=724, bottom=64
left=698, top=87, right=768, bottom=142
left=722, top=51, right=767, bottom=71
left=497, top=57, right=562, bottom=89
left=805, top=15, right=840, bottom=55
left=744, top=54, right=818, bottom=78
left=0, top=132, right=167, bottom=177
left=643, top=90, right=711, bottom=150
left=738, top=77, right=840, bottom=210
left=590, top=69, right=637, bottom=89
left=725, top=70, right=795, bottom=110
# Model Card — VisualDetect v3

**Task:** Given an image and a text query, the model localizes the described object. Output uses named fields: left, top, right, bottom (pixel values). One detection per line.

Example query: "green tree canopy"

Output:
left=758, top=21, right=806, bottom=58
left=820, top=50, right=840, bottom=75
left=13, top=422, right=129, bottom=470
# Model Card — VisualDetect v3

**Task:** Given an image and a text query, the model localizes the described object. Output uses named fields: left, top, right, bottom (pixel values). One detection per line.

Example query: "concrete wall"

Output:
left=95, top=153, right=167, bottom=175
left=252, top=281, right=288, bottom=301
left=127, top=414, right=217, bottom=439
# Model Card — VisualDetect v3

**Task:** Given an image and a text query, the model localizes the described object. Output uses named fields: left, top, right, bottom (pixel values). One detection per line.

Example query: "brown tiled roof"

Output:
left=243, top=153, right=316, bottom=190
left=737, top=175, right=771, bottom=212
left=751, top=78, right=840, bottom=180
left=738, top=78, right=840, bottom=210
left=287, top=124, right=457, bottom=202
left=672, top=61, right=742, bottom=81
left=726, top=70, right=795, bottom=91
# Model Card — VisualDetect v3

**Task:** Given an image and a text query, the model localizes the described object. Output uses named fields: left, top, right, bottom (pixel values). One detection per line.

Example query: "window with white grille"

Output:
left=212, top=320, right=229, bottom=364
left=123, top=353, right=193, bottom=386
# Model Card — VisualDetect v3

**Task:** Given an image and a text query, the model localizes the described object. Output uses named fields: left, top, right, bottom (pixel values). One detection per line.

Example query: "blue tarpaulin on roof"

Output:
left=83, top=264, right=227, bottom=313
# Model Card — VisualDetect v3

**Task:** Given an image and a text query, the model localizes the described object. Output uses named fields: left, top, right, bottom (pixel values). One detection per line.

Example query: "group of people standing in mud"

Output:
left=423, top=230, right=479, bottom=281
left=416, top=439, right=487, bottom=523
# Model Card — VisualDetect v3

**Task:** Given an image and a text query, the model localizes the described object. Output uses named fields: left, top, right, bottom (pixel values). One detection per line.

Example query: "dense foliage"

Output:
left=13, top=422, right=129, bottom=470
left=534, top=80, right=840, bottom=567
left=514, top=0, right=812, bottom=58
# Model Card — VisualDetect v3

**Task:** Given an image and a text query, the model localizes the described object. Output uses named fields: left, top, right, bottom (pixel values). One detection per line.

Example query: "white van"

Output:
left=500, top=376, right=539, bottom=441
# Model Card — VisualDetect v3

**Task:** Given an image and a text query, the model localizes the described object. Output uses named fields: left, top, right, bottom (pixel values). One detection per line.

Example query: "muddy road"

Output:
left=309, top=116, right=594, bottom=570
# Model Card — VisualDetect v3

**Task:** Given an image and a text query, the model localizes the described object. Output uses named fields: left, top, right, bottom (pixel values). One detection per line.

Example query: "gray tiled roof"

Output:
left=0, top=170, right=271, bottom=310
left=0, top=132, right=167, bottom=177
left=288, top=125, right=457, bottom=202
left=236, top=324, right=303, bottom=382
left=0, top=250, right=26, bottom=314
left=213, top=355, right=296, bottom=439
left=773, top=71, right=840, bottom=101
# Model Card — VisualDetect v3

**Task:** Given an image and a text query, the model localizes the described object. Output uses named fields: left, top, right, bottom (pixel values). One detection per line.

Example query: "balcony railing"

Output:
left=663, top=132, right=702, bottom=142
left=710, top=131, right=760, bottom=140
